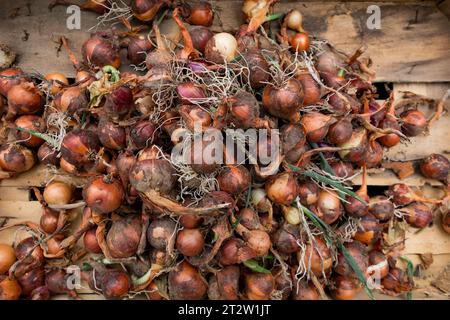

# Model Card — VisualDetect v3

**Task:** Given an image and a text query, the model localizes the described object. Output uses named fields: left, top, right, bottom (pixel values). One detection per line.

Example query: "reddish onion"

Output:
left=300, top=237, right=333, bottom=275
left=106, top=215, right=142, bottom=258
left=98, top=118, right=126, bottom=150
left=289, top=32, right=310, bottom=52
left=242, top=49, right=270, bottom=89
left=43, top=181, right=73, bottom=206
left=292, top=279, right=319, bottom=300
left=131, top=0, right=164, bottom=22
left=368, top=196, right=394, bottom=222
left=127, top=35, right=153, bottom=65
left=84, top=227, right=102, bottom=254
left=301, top=112, right=334, bottom=142
left=40, top=208, right=59, bottom=236
left=44, top=72, right=69, bottom=95
left=169, top=261, right=207, bottom=300
left=176, top=228, right=204, bottom=257
left=217, top=165, right=251, bottom=196
left=83, top=176, right=124, bottom=214
left=60, top=129, right=100, bottom=167
left=54, top=86, right=88, bottom=114
left=129, top=159, right=176, bottom=194
left=330, top=275, right=360, bottom=300
left=0, top=67, right=23, bottom=97
left=244, top=271, right=274, bottom=300
left=100, top=269, right=130, bottom=300
left=82, top=33, right=121, bottom=69
left=400, top=109, right=427, bottom=137
left=335, top=241, right=368, bottom=279
left=327, top=118, right=352, bottom=145
left=184, top=1, right=214, bottom=26
left=190, top=26, right=214, bottom=54
left=403, top=202, right=433, bottom=228
left=129, top=120, right=158, bottom=150
left=147, top=218, right=177, bottom=250
left=0, top=244, right=16, bottom=274
left=353, top=214, right=381, bottom=245
left=420, top=153, right=449, bottom=182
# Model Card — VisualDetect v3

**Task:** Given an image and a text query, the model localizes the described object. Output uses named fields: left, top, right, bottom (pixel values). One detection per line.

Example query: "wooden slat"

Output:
left=0, top=164, right=87, bottom=188
left=0, top=187, right=30, bottom=201
left=0, top=201, right=42, bottom=244
left=437, top=0, right=450, bottom=18
left=0, top=1, right=449, bottom=82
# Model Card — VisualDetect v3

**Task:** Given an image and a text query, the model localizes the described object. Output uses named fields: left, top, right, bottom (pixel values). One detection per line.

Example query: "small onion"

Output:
left=104, top=86, right=134, bottom=119
left=353, top=214, right=381, bottom=245
left=300, top=112, right=333, bottom=142
left=98, top=118, right=126, bottom=150
left=262, top=79, right=304, bottom=121
left=368, top=250, right=389, bottom=279
left=82, top=33, right=121, bottom=69
left=7, top=82, right=43, bottom=116
left=217, top=165, right=251, bottom=196
left=0, top=67, right=23, bottom=97
left=44, top=72, right=69, bottom=95
left=368, top=196, right=394, bottom=222
left=289, top=32, right=310, bottom=53
left=316, top=189, right=342, bottom=224
left=84, top=228, right=102, bottom=254
left=190, top=26, right=214, bottom=54
left=330, top=275, right=360, bottom=300
left=147, top=218, right=177, bottom=250
left=327, top=118, right=352, bottom=145
left=300, top=237, right=333, bottom=275
left=244, top=271, right=274, bottom=300
left=106, top=215, right=142, bottom=258
left=129, top=159, right=176, bottom=194
left=60, top=129, right=100, bottom=167
left=335, top=241, right=368, bottom=279
left=127, top=35, right=153, bottom=65
left=0, top=276, right=22, bottom=300
left=185, top=2, right=214, bottom=26
left=292, top=280, right=319, bottom=300
left=273, top=223, right=300, bottom=254
left=54, top=86, right=88, bottom=114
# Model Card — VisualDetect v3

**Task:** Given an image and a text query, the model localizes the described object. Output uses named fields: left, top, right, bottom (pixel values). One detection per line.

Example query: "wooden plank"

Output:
left=0, top=201, right=42, bottom=244
left=0, top=164, right=87, bottom=188
left=351, top=170, right=444, bottom=186
left=0, top=187, right=30, bottom=201
left=0, top=1, right=449, bottom=82
left=437, top=0, right=450, bottom=19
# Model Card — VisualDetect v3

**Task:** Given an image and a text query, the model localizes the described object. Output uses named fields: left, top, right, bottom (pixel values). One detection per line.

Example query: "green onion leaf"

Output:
left=243, top=259, right=271, bottom=274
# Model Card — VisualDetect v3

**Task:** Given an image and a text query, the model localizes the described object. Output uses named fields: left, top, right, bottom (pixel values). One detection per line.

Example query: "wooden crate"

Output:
left=0, top=0, right=449, bottom=300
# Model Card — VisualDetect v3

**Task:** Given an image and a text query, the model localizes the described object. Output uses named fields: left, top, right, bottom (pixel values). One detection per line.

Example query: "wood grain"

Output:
left=0, top=1, right=449, bottom=81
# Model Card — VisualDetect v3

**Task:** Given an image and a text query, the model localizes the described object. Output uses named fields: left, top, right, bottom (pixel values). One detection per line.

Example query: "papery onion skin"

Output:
left=301, top=237, right=333, bottom=275
left=104, top=86, right=134, bottom=119
left=98, top=118, right=126, bottom=150
left=404, top=202, right=433, bottom=229
left=353, top=214, right=381, bottom=245
left=190, top=26, right=214, bottom=54
left=84, top=227, right=103, bottom=254
left=292, top=280, right=319, bottom=300
left=129, top=159, right=177, bottom=194
left=297, top=72, right=320, bottom=106
left=127, top=36, right=153, bottom=65
left=327, top=118, right=352, bottom=145
left=300, top=112, right=333, bottom=143
left=147, top=218, right=177, bottom=250
left=335, top=241, right=368, bottom=279
left=316, top=189, right=343, bottom=224
left=100, top=269, right=130, bottom=300
left=129, top=120, right=158, bottom=150
left=242, top=50, right=270, bottom=89
left=16, top=266, right=45, bottom=297
left=186, top=2, right=214, bottom=27
left=368, top=196, right=394, bottom=222
left=330, top=275, right=361, bottom=300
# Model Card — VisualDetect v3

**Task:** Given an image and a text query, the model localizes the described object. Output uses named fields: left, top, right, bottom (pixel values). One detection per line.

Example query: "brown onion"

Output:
left=338, top=128, right=368, bottom=163
left=60, top=129, right=100, bottom=167
left=273, top=223, right=300, bottom=254
left=0, top=244, right=16, bottom=274
left=16, top=266, right=45, bottom=297
left=330, top=161, right=354, bottom=178
left=54, top=86, right=88, bottom=114
left=169, top=261, right=207, bottom=300
left=335, top=241, right=368, bottom=279
left=127, top=35, right=153, bottom=65
left=301, top=237, right=333, bottom=275
left=176, top=228, right=204, bottom=257
left=107, top=215, right=142, bottom=258
left=208, top=265, right=240, bottom=300
left=0, top=276, right=22, bottom=300
left=300, top=112, right=333, bottom=142
left=262, top=79, right=304, bottom=122
left=129, top=120, right=158, bottom=150
left=292, top=279, right=319, bottom=300
left=327, top=118, right=352, bottom=145
left=190, top=26, right=214, bottom=54
left=330, top=275, right=360, bottom=300
left=43, top=181, right=73, bottom=206
left=40, top=208, right=59, bottom=234
left=7, top=82, right=43, bottom=116
left=317, top=189, right=343, bottom=224
left=45, top=72, right=69, bottom=95
left=420, top=154, right=449, bottom=182
left=179, top=104, right=212, bottom=131
left=14, top=115, right=46, bottom=148
left=297, top=180, right=319, bottom=206
left=387, top=183, right=440, bottom=206
left=368, top=196, right=394, bottom=222
left=265, top=172, right=299, bottom=206
left=185, top=2, right=214, bottom=26
left=0, top=67, right=23, bottom=97
left=177, top=82, right=207, bottom=105
left=297, top=72, right=320, bottom=106
left=129, top=159, right=176, bottom=194
left=100, top=269, right=130, bottom=299
left=131, top=0, right=164, bottom=22
left=353, top=214, right=381, bottom=245
left=217, top=165, right=251, bottom=196
left=0, top=144, right=35, bottom=173
left=242, top=49, right=270, bottom=89
left=147, top=217, right=177, bottom=250
left=281, top=123, right=306, bottom=164
left=368, top=250, right=389, bottom=279
left=244, top=271, right=274, bottom=300
left=442, top=211, right=450, bottom=234
left=289, top=32, right=310, bottom=52
left=98, top=118, right=126, bottom=150
left=378, top=116, right=401, bottom=147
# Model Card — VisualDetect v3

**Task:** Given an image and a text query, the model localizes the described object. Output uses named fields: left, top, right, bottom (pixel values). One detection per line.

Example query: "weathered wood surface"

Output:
left=0, top=1, right=449, bottom=81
